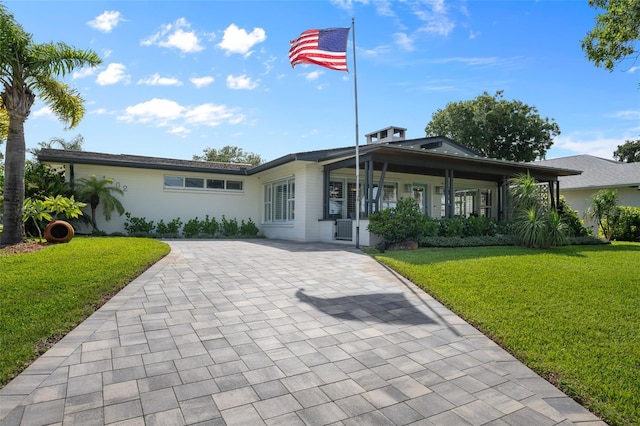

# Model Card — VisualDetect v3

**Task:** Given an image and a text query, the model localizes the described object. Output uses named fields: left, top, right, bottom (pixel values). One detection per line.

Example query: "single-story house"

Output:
left=536, top=155, right=640, bottom=232
left=38, top=126, right=582, bottom=246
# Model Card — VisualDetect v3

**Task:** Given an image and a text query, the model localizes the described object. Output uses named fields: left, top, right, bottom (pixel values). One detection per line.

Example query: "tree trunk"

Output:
left=1, top=118, right=27, bottom=245
left=0, top=85, right=34, bottom=246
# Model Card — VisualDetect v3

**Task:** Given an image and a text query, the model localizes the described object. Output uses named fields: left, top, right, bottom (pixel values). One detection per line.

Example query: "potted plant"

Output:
left=23, top=195, right=86, bottom=243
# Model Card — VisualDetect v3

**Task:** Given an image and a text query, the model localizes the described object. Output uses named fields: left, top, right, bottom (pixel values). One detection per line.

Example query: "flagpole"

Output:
left=351, top=17, right=360, bottom=249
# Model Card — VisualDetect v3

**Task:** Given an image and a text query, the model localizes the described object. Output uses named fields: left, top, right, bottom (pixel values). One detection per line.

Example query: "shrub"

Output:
left=183, top=217, right=202, bottom=238
left=240, top=218, right=260, bottom=236
left=611, top=206, right=640, bottom=242
left=419, top=235, right=516, bottom=247
left=368, top=197, right=424, bottom=244
left=439, top=217, right=465, bottom=237
left=156, top=218, right=183, bottom=238
left=558, top=196, right=591, bottom=237
left=201, top=215, right=219, bottom=236
left=221, top=215, right=239, bottom=236
left=124, top=212, right=155, bottom=236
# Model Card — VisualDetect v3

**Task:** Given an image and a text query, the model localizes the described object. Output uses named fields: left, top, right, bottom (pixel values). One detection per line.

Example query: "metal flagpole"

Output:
left=351, top=17, right=360, bottom=249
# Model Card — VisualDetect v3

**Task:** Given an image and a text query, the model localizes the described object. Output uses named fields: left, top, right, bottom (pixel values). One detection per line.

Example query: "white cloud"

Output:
left=117, top=98, right=244, bottom=130
left=305, top=70, right=323, bottom=81
left=96, top=63, right=129, bottom=86
left=393, top=32, right=415, bottom=51
left=553, top=133, right=629, bottom=159
left=169, top=126, right=190, bottom=137
left=119, top=98, right=185, bottom=125
left=217, top=24, right=266, bottom=56
left=431, top=56, right=499, bottom=66
left=32, top=106, right=53, bottom=118
left=190, top=76, right=215, bottom=88
left=141, top=18, right=203, bottom=53
left=137, top=73, right=182, bottom=86
left=73, top=67, right=97, bottom=80
left=226, top=74, right=259, bottom=90
left=609, top=110, right=640, bottom=120
left=87, top=10, right=123, bottom=33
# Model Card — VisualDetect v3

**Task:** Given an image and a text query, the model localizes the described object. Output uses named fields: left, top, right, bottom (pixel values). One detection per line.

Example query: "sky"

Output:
left=4, top=0, right=640, bottom=163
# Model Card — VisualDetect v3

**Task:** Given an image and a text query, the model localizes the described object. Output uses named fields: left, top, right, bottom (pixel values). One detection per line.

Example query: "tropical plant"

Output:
left=22, top=195, right=85, bottom=241
left=586, top=189, right=620, bottom=240
left=508, top=173, right=570, bottom=248
left=30, top=134, right=84, bottom=158
left=0, top=4, right=102, bottom=246
left=74, top=176, right=125, bottom=231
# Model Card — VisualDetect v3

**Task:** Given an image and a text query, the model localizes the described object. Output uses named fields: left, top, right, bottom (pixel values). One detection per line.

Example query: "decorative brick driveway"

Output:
left=0, top=240, right=605, bottom=425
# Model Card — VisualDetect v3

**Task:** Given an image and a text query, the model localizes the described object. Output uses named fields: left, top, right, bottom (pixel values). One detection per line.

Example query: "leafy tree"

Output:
left=582, top=0, right=640, bottom=73
left=613, top=138, right=640, bottom=162
left=74, top=175, right=124, bottom=232
left=586, top=189, right=620, bottom=240
left=193, top=145, right=263, bottom=165
left=24, top=161, right=72, bottom=200
left=425, top=91, right=560, bottom=162
left=0, top=4, right=102, bottom=246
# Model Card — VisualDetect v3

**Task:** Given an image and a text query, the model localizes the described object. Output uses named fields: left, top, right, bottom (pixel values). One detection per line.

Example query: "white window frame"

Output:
left=264, top=177, right=295, bottom=223
left=163, top=175, right=244, bottom=192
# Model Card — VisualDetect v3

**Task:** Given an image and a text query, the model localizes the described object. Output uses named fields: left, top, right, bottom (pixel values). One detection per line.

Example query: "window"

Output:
left=164, top=176, right=184, bottom=187
left=264, top=178, right=295, bottom=222
left=164, top=175, right=244, bottom=192
left=226, top=180, right=243, bottom=191
left=329, top=181, right=344, bottom=218
left=185, top=177, right=204, bottom=188
left=207, top=179, right=225, bottom=189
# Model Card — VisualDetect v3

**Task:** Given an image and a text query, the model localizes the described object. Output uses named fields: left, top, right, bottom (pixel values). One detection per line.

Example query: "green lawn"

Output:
left=0, top=237, right=170, bottom=386
left=372, top=242, right=640, bottom=426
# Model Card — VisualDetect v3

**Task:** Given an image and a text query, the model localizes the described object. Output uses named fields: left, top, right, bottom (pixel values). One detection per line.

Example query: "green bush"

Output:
left=439, top=217, right=465, bottom=237
left=368, top=197, right=424, bottom=244
left=611, top=206, right=640, bottom=242
left=419, top=235, right=516, bottom=247
left=201, top=215, right=219, bottom=236
left=124, top=212, right=155, bottom=236
left=156, top=218, right=183, bottom=238
left=240, top=218, right=260, bottom=236
left=558, top=196, right=591, bottom=237
left=221, top=215, right=239, bottom=236
left=183, top=217, right=202, bottom=238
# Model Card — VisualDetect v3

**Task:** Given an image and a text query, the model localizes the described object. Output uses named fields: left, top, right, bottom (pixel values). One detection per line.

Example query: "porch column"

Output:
left=444, top=169, right=455, bottom=218
left=323, top=168, right=330, bottom=219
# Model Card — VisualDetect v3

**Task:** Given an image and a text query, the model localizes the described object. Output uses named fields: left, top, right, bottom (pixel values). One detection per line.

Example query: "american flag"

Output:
left=289, top=28, right=350, bottom=72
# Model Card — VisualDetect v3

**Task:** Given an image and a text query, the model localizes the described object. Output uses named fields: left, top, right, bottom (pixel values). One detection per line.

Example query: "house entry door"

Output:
left=412, top=184, right=428, bottom=215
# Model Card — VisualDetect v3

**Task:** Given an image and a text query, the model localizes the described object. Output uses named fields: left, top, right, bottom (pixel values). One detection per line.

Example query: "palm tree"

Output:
left=74, top=176, right=125, bottom=232
left=0, top=5, right=102, bottom=246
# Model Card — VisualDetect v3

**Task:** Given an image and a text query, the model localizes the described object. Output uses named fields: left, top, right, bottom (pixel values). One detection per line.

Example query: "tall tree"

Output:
left=582, top=0, right=640, bottom=74
left=193, top=145, right=263, bottom=166
left=425, top=91, right=560, bottom=162
left=0, top=5, right=101, bottom=245
left=613, top=138, right=640, bottom=162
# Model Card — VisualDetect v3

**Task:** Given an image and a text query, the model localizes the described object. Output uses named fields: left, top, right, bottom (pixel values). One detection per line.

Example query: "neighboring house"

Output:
left=38, top=126, right=581, bottom=246
left=537, top=155, right=640, bottom=232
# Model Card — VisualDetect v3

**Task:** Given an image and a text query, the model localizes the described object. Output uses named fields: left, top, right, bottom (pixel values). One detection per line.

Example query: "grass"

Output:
left=0, top=237, right=170, bottom=386
left=372, top=242, right=640, bottom=426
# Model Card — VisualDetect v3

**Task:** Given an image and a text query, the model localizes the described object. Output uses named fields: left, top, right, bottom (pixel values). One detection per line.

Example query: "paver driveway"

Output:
left=0, top=240, right=605, bottom=425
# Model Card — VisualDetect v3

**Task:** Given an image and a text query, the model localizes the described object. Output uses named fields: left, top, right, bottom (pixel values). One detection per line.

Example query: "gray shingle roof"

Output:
left=537, top=155, right=640, bottom=189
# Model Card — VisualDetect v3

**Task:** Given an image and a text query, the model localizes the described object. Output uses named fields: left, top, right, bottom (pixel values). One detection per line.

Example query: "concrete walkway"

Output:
left=0, top=240, right=605, bottom=426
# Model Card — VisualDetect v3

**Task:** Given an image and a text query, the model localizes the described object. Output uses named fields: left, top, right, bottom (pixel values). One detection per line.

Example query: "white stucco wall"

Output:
left=70, top=164, right=261, bottom=235
left=561, top=187, right=640, bottom=234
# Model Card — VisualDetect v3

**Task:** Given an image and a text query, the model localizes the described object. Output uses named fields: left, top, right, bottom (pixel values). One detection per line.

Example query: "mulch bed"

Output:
left=0, top=241, right=51, bottom=255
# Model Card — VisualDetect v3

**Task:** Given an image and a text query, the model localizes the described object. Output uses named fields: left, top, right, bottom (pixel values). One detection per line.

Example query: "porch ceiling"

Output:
left=323, top=145, right=581, bottom=183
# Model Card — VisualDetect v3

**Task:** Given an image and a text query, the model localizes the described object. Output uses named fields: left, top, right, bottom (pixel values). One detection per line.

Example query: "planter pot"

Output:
left=44, top=220, right=75, bottom=243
